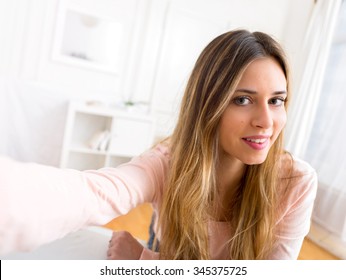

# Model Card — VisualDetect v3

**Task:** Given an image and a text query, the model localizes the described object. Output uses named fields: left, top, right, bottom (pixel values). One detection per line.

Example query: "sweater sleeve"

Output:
left=269, top=159, right=318, bottom=260
left=0, top=145, right=169, bottom=255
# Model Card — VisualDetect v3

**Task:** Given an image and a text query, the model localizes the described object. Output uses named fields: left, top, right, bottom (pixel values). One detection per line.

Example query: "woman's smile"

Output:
left=242, top=135, right=271, bottom=150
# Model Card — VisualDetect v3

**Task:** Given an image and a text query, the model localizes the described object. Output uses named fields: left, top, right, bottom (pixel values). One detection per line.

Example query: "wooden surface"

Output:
left=104, top=203, right=153, bottom=241
left=298, top=237, right=339, bottom=260
left=104, top=204, right=340, bottom=260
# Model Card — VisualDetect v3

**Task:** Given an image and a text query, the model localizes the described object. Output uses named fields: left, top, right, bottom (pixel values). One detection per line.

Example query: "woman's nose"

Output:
left=251, top=104, right=273, bottom=129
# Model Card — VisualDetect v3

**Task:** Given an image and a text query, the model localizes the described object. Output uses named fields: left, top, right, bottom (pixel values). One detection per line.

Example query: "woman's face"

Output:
left=218, top=57, right=287, bottom=165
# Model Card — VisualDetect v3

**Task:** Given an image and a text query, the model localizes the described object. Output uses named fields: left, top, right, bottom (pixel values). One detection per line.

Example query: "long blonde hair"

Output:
left=158, top=30, right=290, bottom=259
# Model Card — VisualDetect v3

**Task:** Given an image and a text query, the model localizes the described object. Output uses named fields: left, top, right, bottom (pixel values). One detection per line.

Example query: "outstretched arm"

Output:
left=0, top=145, right=168, bottom=256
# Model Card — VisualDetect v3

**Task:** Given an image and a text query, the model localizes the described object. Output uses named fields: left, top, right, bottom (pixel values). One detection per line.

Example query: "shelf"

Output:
left=71, top=101, right=153, bottom=121
left=60, top=100, right=155, bottom=170
left=69, top=146, right=108, bottom=156
left=108, top=151, right=135, bottom=158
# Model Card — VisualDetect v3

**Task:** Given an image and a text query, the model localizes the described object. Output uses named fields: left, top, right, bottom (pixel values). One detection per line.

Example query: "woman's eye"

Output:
left=233, top=96, right=251, bottom=106
left=269, top=97, right=286, bottom=106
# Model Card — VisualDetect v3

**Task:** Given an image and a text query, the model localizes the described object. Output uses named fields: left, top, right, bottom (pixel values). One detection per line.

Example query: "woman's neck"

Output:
left=212, top=156, right=246, bottom=221
left=217, top=156, right=245, bottom=196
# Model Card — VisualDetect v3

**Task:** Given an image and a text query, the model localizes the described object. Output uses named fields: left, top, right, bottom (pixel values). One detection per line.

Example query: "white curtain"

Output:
left=285, top=0, right=342, bottom=157
left=304, top=1, right=346, bottom=241
left=285, top=0, right=346, bottom=257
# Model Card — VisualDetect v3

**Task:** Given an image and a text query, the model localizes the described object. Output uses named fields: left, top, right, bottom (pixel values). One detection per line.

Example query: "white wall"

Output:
left=0, top=0, right=315, bottom=165
left=0, top=0, right=140, bottom=101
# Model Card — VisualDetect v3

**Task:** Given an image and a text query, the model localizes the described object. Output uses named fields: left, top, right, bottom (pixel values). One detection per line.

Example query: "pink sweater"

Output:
left=0, top=144, right=317, bottom=259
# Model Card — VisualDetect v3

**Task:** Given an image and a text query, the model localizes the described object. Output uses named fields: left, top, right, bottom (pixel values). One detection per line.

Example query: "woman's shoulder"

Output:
left=277, top=152, right=318, bottom=203
left=275, top=153, right=318, bottom=241
left=278, top=152, right=316, bottom=180
left=139, top=140, right=171, bottom=162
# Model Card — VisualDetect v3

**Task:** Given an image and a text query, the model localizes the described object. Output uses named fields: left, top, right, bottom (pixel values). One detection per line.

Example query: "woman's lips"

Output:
left=242, top=136, right=270, bottom=150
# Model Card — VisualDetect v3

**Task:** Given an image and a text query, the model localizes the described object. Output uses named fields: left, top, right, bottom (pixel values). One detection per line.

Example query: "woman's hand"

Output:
left=107, top=231, right=144, bottom=260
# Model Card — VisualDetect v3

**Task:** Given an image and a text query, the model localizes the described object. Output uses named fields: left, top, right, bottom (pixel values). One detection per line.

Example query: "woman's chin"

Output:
left=242, top=155, right=267, bottom=165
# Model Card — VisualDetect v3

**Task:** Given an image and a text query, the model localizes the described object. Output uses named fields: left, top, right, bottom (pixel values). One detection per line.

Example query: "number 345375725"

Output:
left=193, top=266, right=247, bottom=276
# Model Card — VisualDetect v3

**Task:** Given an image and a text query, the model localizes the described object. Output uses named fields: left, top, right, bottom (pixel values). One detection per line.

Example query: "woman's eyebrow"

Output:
left=235, top=89, right=287, bottom=95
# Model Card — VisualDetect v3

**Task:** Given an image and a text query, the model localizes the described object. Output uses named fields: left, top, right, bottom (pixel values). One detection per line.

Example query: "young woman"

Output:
left=0, top=29, right=317, bottom=260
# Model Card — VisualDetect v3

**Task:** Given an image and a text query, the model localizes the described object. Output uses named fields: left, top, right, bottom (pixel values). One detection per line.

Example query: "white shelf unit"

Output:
left=60, top=101, right=155, bottom=170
